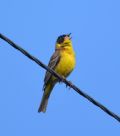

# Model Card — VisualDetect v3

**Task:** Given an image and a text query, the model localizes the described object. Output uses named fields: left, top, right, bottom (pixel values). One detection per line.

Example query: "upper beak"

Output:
left=68, top=33, right=71, bottom=37
left=68, top=33, right=72, bottom=39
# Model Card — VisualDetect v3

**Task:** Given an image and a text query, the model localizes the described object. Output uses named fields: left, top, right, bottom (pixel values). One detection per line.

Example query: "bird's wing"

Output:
left=43, top=49, right=60, bottom=90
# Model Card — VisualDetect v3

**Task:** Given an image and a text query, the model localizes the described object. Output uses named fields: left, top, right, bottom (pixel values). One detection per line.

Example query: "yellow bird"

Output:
left=38, top=33, right=76, bottom=112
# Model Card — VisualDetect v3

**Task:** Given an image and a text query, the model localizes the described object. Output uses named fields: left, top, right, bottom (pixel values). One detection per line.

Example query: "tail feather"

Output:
left=38, top=84, right=54, bottom=113
left=38, top=93, right=49, bottom=112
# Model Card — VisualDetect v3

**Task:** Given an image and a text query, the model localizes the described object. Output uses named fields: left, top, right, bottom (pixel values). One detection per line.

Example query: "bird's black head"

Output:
left=56, top=33, right=71, bottom=44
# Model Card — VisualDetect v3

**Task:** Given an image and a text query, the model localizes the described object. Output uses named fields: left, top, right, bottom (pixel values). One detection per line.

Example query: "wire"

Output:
left=0, top=33, right=120, bottom=123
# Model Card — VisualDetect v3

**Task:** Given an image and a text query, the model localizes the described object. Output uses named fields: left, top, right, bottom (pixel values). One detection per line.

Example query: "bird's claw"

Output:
left=66, top=81, right=72, bottom=90
left=59, top=76, right=72, bottom=90
left=58, top=76, right=65, bottom=84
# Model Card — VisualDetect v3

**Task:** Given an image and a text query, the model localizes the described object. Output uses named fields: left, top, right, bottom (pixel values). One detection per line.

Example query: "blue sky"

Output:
left=0, top=0, right=120, bottom=135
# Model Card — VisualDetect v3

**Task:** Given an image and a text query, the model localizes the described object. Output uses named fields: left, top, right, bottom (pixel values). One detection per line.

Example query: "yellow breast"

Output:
left=55, top=47, right=76, bottom=77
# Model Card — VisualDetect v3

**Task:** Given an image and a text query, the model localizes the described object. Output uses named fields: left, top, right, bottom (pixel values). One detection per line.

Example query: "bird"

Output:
left=38, top=33, right=76, bottom=112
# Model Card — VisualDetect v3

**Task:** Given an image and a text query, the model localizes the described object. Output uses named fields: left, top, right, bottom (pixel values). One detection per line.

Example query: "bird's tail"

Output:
left=38, top=83, right=54, bottom=113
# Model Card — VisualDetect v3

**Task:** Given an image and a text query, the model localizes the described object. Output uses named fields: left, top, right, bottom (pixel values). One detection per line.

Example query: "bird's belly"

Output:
left=55, top=53, right=75, bottom=77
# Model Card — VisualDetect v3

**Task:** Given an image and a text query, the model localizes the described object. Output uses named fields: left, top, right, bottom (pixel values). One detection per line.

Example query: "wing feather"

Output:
left=43, top=49, right=60, bottom=90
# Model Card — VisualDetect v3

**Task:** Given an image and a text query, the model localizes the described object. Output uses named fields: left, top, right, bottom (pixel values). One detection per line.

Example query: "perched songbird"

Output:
left=38, top=33, right=76, bottom=112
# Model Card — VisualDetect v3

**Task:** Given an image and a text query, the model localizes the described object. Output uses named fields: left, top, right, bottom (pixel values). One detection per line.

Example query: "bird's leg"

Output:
left=60, top=76, right=66, bottom=82
left=58, top=76, right=65, bottom=84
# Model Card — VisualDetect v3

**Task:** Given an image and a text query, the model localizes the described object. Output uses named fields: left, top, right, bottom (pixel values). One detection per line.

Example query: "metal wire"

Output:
left=0, top=33, right=120, bottom=123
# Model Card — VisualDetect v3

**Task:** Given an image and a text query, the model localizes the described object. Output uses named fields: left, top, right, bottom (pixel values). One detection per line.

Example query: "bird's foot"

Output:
left=61, top=76, right=66, bottom=82
left=58, top=76, right=66, bottom=84
left=66, top=80, right=73, bottom=90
